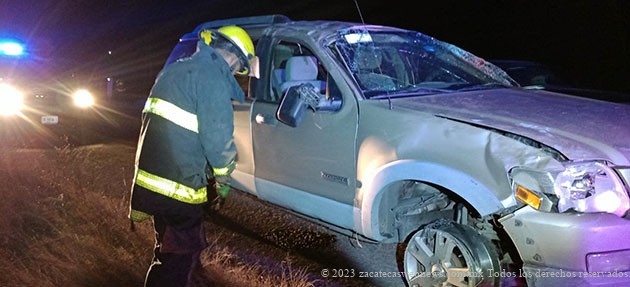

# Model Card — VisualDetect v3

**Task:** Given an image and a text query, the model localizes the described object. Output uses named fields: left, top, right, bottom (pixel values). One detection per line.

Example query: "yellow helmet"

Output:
left=200, top=25, right=255, bottom=75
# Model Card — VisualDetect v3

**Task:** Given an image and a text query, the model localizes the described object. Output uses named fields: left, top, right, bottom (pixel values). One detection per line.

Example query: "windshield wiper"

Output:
left=369, top=86, right=452, bottom=99
left=454, top=82, right=509, bottom=92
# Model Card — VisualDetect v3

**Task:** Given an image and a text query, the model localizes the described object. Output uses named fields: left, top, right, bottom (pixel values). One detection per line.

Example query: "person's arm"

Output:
left=195, top=65, right=244, bottom=188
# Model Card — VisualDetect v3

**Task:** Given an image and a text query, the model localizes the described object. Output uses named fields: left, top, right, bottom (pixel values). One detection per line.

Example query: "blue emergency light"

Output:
left=0, top=40, right=25, bottom=56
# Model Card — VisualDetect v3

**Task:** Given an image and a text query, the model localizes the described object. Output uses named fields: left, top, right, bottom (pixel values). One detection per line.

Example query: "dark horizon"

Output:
left=2, top=0, right=628, bottom=96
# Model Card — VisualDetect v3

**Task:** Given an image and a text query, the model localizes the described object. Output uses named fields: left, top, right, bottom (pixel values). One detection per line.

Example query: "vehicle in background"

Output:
left=166, top=15, right=630, bottom=287
left=490, top=59, right=630, bottom=103
left=1, top=38, right=98, bottom=147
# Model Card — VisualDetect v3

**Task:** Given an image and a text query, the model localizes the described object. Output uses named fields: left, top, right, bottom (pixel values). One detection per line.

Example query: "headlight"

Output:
left=0, top=83, right=24, bottom=115
left=72, top=89, right=95, bottom=108
left=554, top=161, right=629, bottom=216
left=510, top=160, right=630, bottom=217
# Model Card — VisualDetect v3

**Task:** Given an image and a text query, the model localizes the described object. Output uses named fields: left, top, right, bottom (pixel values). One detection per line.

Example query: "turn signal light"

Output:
left=516, top=185, right=542, bottom=210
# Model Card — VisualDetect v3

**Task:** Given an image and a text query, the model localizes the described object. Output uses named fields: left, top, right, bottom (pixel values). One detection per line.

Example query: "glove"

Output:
left=214, top=175, right=231, bottom=196
left=205, top=178, right=229, bottom=212
left=206, top=160, right=235, bottom=210
left=214, top=181, right=231, bottom=198
left=208, top=180, right=229, bottom=211
left=212, top=159, right=233, bottom=197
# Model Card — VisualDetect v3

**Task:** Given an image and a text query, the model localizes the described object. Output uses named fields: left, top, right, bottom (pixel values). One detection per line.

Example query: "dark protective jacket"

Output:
left=129, top=41, right=244, bottom=221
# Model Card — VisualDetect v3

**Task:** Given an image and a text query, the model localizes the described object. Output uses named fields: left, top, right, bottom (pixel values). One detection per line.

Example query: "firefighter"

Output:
left=128, top=25, right=255, bottom=286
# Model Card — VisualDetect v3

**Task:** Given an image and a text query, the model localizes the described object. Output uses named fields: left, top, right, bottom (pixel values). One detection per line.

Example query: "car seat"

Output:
left=280, top=56, right=325, bottom=94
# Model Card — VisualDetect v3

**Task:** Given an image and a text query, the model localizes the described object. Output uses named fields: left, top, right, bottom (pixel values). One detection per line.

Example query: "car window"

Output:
left=334, top=29, right=516, bottom=98
left=270, top=42, right=328, bottom=102
left=266, top=41, right=341, bottom=109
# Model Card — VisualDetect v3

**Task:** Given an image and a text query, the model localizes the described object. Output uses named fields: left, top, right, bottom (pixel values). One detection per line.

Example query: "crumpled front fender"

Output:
left=355, top=159, right=504, bottom=241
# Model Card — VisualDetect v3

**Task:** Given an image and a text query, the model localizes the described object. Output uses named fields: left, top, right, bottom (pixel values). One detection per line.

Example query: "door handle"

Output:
left=255, top=113, right=277, bottom=125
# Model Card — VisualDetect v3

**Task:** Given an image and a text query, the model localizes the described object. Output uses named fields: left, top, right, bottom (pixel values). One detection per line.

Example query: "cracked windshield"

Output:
left=336, top=29, right=517, bottom=98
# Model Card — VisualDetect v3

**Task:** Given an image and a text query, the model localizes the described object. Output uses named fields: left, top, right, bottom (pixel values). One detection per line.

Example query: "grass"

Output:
left=0, top=142, right=318, bottom=287
left=0, top=143, right=150, bottom=286
left=200, top=237, right=319, bottom=287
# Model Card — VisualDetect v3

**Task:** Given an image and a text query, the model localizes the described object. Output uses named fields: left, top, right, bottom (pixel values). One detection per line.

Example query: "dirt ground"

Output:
left=200, top=180, right=405, bottom=287
left=0, top=133, right=406, bottom=286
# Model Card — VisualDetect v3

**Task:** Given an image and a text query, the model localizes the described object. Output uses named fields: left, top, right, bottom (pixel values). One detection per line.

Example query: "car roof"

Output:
left=181, top=14, right=409, bottom=43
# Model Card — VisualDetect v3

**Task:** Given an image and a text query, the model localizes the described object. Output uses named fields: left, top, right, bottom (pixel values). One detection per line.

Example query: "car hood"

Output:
left=391, top=88, right=630, bottom=164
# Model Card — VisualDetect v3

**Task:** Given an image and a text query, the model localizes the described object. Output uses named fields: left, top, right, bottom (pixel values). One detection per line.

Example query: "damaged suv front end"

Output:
left=504, top=161, right=630, bottom=285
left=334, top=26, right=630, bottom=286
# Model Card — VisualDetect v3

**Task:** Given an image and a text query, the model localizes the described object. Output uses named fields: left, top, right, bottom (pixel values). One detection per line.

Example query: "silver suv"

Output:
left=166, top=15, right=630, bottom=287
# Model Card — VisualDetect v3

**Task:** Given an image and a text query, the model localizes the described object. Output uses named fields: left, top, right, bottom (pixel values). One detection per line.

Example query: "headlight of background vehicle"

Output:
left=509, top=160, right=630, bottom=217
left=72, top=89, right=95, bottom=108
left=0, top=83, right=24, bottom=116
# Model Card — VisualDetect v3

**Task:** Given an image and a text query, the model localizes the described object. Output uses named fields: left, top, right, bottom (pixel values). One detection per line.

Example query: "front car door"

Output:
left=250, top=38, right=358, bottom=229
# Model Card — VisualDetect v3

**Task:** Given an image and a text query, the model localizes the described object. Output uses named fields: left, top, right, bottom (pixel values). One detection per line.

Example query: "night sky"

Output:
left=2, top=0, right=629, bottom=96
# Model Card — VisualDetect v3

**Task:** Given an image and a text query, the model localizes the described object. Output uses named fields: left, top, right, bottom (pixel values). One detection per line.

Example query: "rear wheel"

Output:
left=402, top=221, right=500, bottom=287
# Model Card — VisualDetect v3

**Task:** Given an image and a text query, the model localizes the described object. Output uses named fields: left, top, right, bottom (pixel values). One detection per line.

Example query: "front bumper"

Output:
left=500, top=206, right=630, bottom=287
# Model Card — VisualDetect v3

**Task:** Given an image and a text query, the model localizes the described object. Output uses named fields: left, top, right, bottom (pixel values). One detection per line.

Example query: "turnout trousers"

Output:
left=144, top=212, right=208, bottom=287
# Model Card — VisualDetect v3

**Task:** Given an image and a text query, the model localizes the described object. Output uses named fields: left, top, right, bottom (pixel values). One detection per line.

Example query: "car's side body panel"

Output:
left=255, top=176, right=357, bottom=231
left=231, top=100, right=257, bottom=195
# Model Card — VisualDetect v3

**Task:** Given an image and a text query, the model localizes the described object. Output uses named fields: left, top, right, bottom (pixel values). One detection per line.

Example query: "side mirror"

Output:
left=276, top=84, right=319, bottom=127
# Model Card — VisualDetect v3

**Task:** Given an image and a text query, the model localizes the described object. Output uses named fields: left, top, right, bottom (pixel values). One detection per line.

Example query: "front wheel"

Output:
left=402, top=221, right=500, bottom=287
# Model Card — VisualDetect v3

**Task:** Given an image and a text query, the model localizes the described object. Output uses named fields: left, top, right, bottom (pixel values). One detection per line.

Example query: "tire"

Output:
left=402, top=221, right=500, bottom=287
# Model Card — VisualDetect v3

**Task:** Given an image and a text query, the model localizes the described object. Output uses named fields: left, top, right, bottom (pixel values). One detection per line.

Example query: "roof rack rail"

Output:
left=193, top=15, right=291, bottom=32
left=177, top=15, right=291, bottom=41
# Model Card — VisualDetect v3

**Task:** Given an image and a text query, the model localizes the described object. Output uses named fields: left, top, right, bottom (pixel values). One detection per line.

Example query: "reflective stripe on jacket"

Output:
left=135, top=169, right=207, bottom=204
left=144, top=97, right=199, bottom=133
